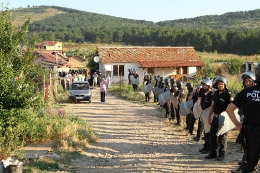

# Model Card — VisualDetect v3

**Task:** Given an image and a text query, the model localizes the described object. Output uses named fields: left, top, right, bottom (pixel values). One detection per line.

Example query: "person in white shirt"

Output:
left=93, top=72, right=98, bottom=88
left=106, top=74, right=111, bottom=89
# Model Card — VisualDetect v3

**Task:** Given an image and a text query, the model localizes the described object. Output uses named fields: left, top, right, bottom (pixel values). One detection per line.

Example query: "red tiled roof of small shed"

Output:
left=35, top=41, right=58, bottom=47
left=98, top=47, right=204, bottom=67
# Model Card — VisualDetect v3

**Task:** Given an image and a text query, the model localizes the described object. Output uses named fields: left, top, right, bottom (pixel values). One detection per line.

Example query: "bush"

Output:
left=0, top=7, right=46, bottom=159
left=19, top=107, right=97, bottom=149
left=110, top=82, right=145, bottom=102
left=224, top=57, right=244, bottom=75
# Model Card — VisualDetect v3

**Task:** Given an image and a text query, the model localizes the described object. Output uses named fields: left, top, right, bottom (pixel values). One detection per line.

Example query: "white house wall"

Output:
left=187, top=67, right=197, bottom=77
left=100, top=63, right=142, bottom=83
left=100, top=63, right=198, bottom=83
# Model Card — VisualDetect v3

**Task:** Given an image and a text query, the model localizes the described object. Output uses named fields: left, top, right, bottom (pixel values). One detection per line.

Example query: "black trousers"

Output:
left=175, top=107, right=181, bottom=124
left=145, top=92, right=150, bottom=101
left=189, top=115, right=203, bottom=137
left=170, top=103, right=175, bottom=119
left=132, top=84, right=138, bottom=92
left=163, top=103, right=169, bottom=117
left=242, top=128, right=260, bottom=172
left=189, top=115, right=196, bottom=134
left=101, top=91, right=105, bottom=102
left=210, top=116, right=228, bottom=156
left=185, top=113, right=192, bottom=129
left=154, top=95, right=158, bottom=102
left=203, top=132, right=210, bottom=150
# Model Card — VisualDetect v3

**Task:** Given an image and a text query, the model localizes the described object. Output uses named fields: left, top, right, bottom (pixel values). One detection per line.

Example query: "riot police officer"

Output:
left=174, top=80, right=184, bottom=125
left=144, top=73, right=151, bottom=102
left=228, top=71, right=256, bottom=173
left=185, top=82, right=194, bottom=130
left=163, top=79, right=170, bottom=118
left=194, top=77, right=211, bottom=141
left=205, top=75, right=231, bottom=161
left=188, top=85, right=201, bottom=135
left=132, top=70, right=139, bottom=92
left=169, top=78, right=176, bottom=120
left=128, top=69, right=132, bottom=85
left=199, top=77, right=214, bottom=153
left=154, top=75, right=160, bottom=103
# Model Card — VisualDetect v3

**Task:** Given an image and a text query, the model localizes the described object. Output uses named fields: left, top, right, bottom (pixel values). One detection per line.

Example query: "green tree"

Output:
left=0, top=7, right=43, bottom=159
left=86, top=50, right=99, bottom=70
left=224, top=58, right=244, bottom=75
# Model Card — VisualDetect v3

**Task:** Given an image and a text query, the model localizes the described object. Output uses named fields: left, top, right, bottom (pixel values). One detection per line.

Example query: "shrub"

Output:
left=224, top=57, right=244, bottom=75
left=0, top=7, right=46, bottom=159
left=19, top=107, right=97, bottom=149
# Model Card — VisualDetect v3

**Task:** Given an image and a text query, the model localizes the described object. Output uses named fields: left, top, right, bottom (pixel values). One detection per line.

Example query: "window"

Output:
left=148, top=68, right=154, bottom=74
left=113, top=65, right=125, bottom=76
left=183, top=67, right=188, bottom=74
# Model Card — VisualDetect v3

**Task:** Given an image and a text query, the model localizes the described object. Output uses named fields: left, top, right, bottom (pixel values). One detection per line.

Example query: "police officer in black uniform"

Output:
left=154, top=75, right=160, bottom=103
left=195, top=77, right=211, bottom=141
left=128, top=69, right=132, bottom=85
left=227, top=70, right=258, bottom=173
left=144, top=72, right=151, bottom=102
left=174, top=81, right=184, bottom=125
left=188, top=85, right=201, bottom=135
left=185, top=82, right=194, bottom=130
left=132, top=70, right=139, bottom=92
left=205, top=75, right=231, bottom=161
left=199, top=78, right=214, bottom=154
left=163, top=79, right=170, bottom=118
left=169, top=78, right=176, bottom=120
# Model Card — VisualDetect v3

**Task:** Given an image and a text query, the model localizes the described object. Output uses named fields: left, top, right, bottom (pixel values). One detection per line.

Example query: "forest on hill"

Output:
left=11, top=6, right=260, bottom=55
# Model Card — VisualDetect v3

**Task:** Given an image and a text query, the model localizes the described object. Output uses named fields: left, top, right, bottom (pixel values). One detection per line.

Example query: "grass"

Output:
left=23, top=151, right=81, bottom=172
left=19, top=86, right=97, bottom=172
left=12, top=8, right=66, bottom=26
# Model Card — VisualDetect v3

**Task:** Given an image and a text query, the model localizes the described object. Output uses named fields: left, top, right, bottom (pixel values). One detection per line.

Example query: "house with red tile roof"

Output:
left=68, top=55, right=86, bottom=69
left=35, top=41, right=63, bottom=53
left=34, top=51, right=70, bottom=68
left=97, top=46, right=204, bottom=83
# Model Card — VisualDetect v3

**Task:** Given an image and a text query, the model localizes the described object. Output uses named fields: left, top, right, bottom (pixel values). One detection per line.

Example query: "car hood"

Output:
left=69, top=90, right=91, bottom=95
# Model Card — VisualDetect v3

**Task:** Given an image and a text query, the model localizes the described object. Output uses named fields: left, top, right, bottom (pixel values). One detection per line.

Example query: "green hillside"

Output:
left=12, top=7, right=66, bottom=26
left=156, top=9, right=260, bottom=30
left=9, top=6, right=260, bottom=55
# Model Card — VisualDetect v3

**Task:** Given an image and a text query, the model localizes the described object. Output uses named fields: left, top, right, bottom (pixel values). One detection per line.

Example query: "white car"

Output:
left=68, top=81, right=92, bottom=103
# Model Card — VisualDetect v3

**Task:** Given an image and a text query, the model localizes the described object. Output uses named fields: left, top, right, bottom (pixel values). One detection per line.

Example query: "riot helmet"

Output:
left=212, top=76, right=218, bottom=89
left=176, top=81, right=183, bottom=89
left=215, top=75, right=227, bottom=85
left=201, top=77, right=212, bottom=88
left=255, top=63, right=260, bottom=82
left=241, top=71, right=255, bottom=87
left=241, top=71, right=256, bottom=81
left=170, top=78, right=175, bottom=85
left=185, top=82, right=193, bottom=89
left=214, top=75, right=227, bottom=90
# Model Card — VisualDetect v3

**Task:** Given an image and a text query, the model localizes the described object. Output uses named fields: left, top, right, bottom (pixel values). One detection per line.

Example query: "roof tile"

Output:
left=98, top=47, right=204, bottom=67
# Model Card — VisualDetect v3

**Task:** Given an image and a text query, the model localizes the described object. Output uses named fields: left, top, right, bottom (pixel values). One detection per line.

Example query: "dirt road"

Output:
left=64, top=88, right=244, bottom=173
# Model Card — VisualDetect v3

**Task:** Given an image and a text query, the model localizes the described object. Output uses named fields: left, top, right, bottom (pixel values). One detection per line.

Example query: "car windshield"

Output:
left=70, top=83, right=90, bottom=90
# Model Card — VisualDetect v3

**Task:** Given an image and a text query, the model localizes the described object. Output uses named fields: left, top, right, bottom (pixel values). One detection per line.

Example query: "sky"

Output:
left=2, top=0, right=260, bottom=22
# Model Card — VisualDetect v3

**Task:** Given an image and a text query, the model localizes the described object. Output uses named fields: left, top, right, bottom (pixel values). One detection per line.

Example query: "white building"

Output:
left=96, top=46, right=204, bottom=83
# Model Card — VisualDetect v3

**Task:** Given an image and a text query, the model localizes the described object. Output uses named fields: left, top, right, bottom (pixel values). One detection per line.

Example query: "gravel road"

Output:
left=64, top=88, right=246, bottom=173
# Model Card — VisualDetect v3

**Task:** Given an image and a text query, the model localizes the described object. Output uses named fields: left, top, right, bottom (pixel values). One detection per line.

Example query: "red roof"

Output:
left=97, top=47, right=204, bottom=68
left=35, top=51, right=69, bottom=67
left=35, top=41, right=58, bottom=47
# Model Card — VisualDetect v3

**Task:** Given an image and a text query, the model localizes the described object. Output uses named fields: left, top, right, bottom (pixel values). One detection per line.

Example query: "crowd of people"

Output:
left=128, top=64, right=260, bottom=173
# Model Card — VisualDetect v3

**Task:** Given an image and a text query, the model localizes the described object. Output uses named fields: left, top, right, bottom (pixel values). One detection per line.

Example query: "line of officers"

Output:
left=129, top=64, right=260, bottom=173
